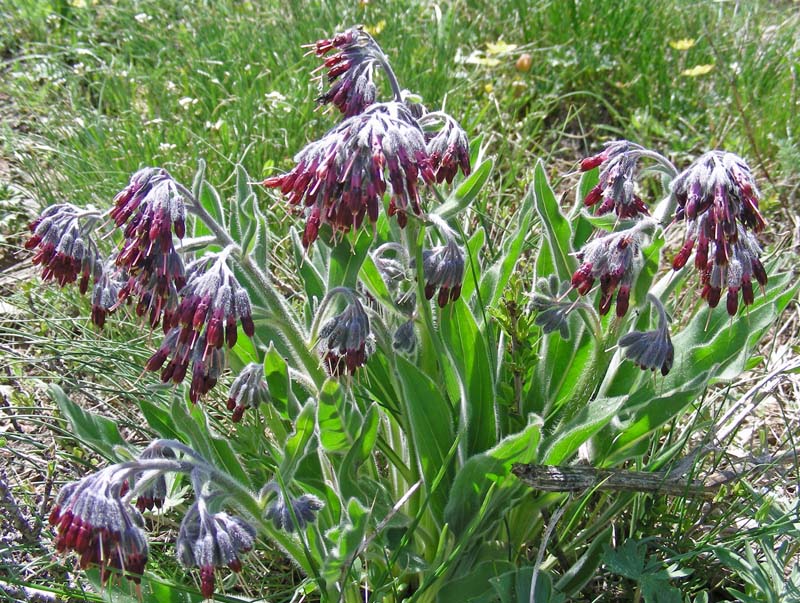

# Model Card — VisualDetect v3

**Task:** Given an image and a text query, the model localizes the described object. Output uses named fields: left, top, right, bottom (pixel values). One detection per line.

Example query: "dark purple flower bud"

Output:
left=572, top=229, right=644, bottom=317
left=318, top=295, right=372, bottom=376
left=49, top=466, right=148, bottom=585
left=422, top=239, right=465, bottom=307
left=309, top=27, right=381, bottom=117
left=579, top=140, right=650, bottom=219
left=418, top=112, right=471, bottom=184
left=265, top=492, right=323, bottom=532
left=264, top=102, right=434, bottom=247
left=618, top=294, right=674, bottom=376
left=25, top=203, right=102, bottom=293
left=176, top=502, right=256, bottom=599
left=90, top=259, right=126, bottom=328
left=225, top=362, right=270, bottom=422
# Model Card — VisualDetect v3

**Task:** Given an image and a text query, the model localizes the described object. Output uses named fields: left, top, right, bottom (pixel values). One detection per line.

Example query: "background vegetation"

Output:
left=1, top=0, right=798, bottom=601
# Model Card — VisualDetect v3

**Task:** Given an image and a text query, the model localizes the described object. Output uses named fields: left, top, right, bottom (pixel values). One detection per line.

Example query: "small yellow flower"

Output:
left=681, top=64, right=715, bottom=77
left=486, top=40, right=518, bottom=56
left=484, top=83, right=494, bottom=94
left=669, top=38, right=696, bottom=51
left=364, top=20, right=386, bottom=36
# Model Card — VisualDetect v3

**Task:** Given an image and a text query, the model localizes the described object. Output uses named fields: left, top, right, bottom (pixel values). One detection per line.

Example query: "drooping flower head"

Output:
left=176, top=501, right=256, bottom=599
left=49, top=466, right=149, bottom=585
left=580, top=140, right=651, bottom=219
left=25, top=203, right=102, bottom=293
left=90, top=258, right=126, bottom=328
left=265, top=490, right=324, bottom=533
left=422, top=238, right=465, bottom=308
left=529, top=275, right=573, bottom=339
left=145, top=250, right=255, bottom=402
left=133, top=443, right=177, bottom=512
left=309, top=26, right=382, bottom=117
left=571, top=228, right=645, bottom=317
left=263, top=102, right=434, bottom=247
left=670, top=151, right=767, bottom=314
left=618, top=294, right=674, bottom=376
left=418, top=112, right=471, bottom=184
left=111, top=168, right=188, bottom=329
left=392, top=319, right=417, bottom=354
left=226, top=362, right=270, bottom=423
left=317, top=290, right=372, bottom=376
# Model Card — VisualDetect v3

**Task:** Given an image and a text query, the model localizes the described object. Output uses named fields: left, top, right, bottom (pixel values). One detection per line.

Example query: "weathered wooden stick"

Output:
left=511, top=463, right=736, bottom=498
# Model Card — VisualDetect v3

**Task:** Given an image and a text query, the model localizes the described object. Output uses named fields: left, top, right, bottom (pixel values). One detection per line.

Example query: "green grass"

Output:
left=1, top=1, right=799, bottom=601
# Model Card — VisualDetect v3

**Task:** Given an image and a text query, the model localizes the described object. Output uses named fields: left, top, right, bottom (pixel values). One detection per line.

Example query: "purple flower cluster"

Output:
left=226, top=362, right=270, bottom=423
left=311, top=27, right=379, bottom=117
left=619, top=295, right=674, bottom=376
left=145, top=252, right=255, bottom=403
left=26, top=203, right=101, bottom=293
left=422, top=239, right=465, bottom=307
left=49, top=466, right=148, bottom=585
left=318, top=296, right=372, bottom=376
left=176, top=502, right=256, bottom=599
left=571, top=230, right=644, bottom=317
left=90, top=259, right=126, bottom=328
left=265, top=492, right=324, bottom=532
left=110, top=168, right=187, bottom=328
left=580, top=141, right=650, bottom=219
left=264, top=102, right=434, bottom=247
left=419, top=112, right=471, bottom=184
left=670, top=151, right=767, bottom=314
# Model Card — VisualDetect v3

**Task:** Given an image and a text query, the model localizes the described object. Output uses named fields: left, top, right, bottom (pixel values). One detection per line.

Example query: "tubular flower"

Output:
left=263, top=102, right=434, bottom=247
left=580, top=140, right=650, bottom=218
left=618, top=294, right=674, bottom=376
left=571, top=230, right=644, bottom=317
left=226, top=362, right=270, bottom=423
left=90, top=259, right=126, bottom=328
left=265, top=492, right=324, bottom=533
left=111, top=168, right=188, bottom=329
left=310, top=27, right=380, bottom=117
left=670, top=151, right=767, bottom=314
left=318, top=296, right=372, bottom=376
left=133, top=443, right=176, bottom=512
left=25, top=203, right=101, bottom=293
left=529, top=275, right=572, bottom=340
left=422, top=239, right=465, bottom=307
left=418, top=112, right=471, bottom=184
left=145, top=252, right=255, bottom=402
left=176, top=502, right=256, bottom=599
left=392, top=319, right=417, bottom=354
left=49, top=466, right=149, bottom=585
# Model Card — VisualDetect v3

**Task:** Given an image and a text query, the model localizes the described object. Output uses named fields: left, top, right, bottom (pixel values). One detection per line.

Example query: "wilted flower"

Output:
left=265, top=492, right=323, bottom=533
left=670, top=151, right=767, bottom=314
left=176, top=502, right=256, bottom=599
left=145, top=251, right=255, bottom=402
left=49, top=466, right=149, bottom=585
left=263, top=101, right=434, bottom=247
left=318, top=293, right=372, bottom=376
left=25, top=203, right=101, bottom=293
left=418, top=112, right=471, bottom=184
left=392, top=319, right=417, bottom=354
left=571, top=229, right=644, bottom=316
left=133, top=443, right=176, bottom=512
left=111, top=168, right=188, bottom=328
left=226, top=362, right=270, bottom=423
left=580, top=140, right=650, bottom=218
left=422, top=238, right=465, bottom=307
left=309, top=27, right=380, bottom=117
left=618, top=294, right=674, bottom=376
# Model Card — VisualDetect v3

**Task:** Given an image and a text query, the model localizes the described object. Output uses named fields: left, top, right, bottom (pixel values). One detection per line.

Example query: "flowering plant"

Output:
left=27, top=25, right=795, bottom=603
